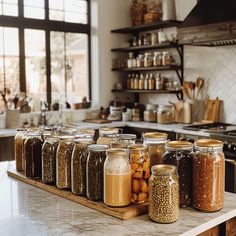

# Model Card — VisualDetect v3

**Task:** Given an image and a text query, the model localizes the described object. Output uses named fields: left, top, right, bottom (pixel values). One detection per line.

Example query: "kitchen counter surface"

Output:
left=2, top=161, right=236, bottom=236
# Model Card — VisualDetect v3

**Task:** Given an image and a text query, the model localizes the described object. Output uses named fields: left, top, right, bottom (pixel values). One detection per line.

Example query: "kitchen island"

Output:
left=1, top=161, right=236, bottom=236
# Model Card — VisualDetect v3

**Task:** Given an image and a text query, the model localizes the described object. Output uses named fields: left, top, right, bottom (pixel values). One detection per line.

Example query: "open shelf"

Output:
left=112, top=65, right=181, bottom=72
left=112, top=89, right=182, bottom=94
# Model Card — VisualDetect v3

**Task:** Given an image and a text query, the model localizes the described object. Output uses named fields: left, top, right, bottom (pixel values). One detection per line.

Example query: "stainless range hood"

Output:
left=178, top=0, right=236, bottom=46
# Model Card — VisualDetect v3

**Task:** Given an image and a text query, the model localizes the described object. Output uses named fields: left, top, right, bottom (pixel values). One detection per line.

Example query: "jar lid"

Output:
left=74, top=138, right=93, bottom=144
left=99, top=127, right=119, bottom=135
left=152, top=164, right=177, bottom=176
left=106, top=148, right=128, bottom=156
left=143, top=132, right=168, bottom=140
left=129, top=144, right=147, bottom=151
left=77, top=128, right=95, bottom=134
left=195, top=139, right=223, bottom=148
left=88, top=144, right=108, bottom=152
left=166, top=141, right=193, bottom=149
left=119, top=134, right=136, bottom=141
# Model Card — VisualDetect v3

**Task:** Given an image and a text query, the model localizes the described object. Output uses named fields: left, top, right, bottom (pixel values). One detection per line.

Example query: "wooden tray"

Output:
left=83, top=119, right=112, bottom=124
left=7, top=170, right=148, bottom=220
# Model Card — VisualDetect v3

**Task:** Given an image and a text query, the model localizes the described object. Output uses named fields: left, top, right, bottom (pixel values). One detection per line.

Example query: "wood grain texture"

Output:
left=197, top=225, right=220, bottom=236
left=7, top=170, right=148, bottom=220
left=226, top=217, right=236, bottom=236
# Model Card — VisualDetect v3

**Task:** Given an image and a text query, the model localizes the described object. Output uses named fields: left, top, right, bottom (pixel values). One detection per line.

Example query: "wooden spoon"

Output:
left=195, top=77, right=205, bottom=99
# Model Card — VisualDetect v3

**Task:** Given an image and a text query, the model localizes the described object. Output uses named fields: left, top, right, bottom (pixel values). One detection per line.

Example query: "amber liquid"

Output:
left=104, top=172, right=131, bottom=207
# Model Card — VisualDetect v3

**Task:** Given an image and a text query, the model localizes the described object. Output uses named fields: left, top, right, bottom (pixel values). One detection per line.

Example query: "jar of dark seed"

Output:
left=56, top=135, right=74, bottom=189
left=42, top=136, right=59, bottom=184
left=149, top=164, right=179, bottom=223
left=163, top=141, right=194, bottom=207
left=86, top=144, right=108, bottom=201
left=71, top=138, right=94, bottom=195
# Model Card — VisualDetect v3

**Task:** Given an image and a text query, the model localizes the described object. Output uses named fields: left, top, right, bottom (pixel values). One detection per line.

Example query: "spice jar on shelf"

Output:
left=134, top=74, right=139, bottom=90
left=56, top=135, right=74, bottom=189
left=104, top=148, right=131, bottom=207
left=129, top=144, right=150, bottom=204
left=71, top=137, right=94, bottom=195
left=144, top=52, right=153, bottom=67
left=149, top=164, right=179, bottom=223
left=143, top=132, right=167, bottom=167
left=138, top=74, right=145, bottom=90
left=97, top=127, right=120, bottom=145
left=163, top=141, right=194, bottom=207
left=157, top=105, right=174, bottom=124
left=86, top=144, right=108, bottom=201
left=143, top=105, right=157, bottom=123
left=148, top=74, right=155, bottom=90
left=193, top=139, right=225, bottom=212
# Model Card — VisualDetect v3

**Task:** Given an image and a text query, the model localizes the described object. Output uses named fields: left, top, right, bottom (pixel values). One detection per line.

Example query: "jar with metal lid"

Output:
left=129, top=144, right=150, bottom=204
left=40, top=125, right=56, bottom=140
left=86, top=144, right=108, bottom=201
left=149, top=164, right=179, bottom=223
left=143, top=104, right=157, bottom=122
left=42, top=136, right=59, bottom=184
left=104, top=148, right=131, bottom=207
left=71, top=138, right=94, bottom=195
left=193, top=139, right=225, bottom=212
left=56, top=135, right=74, bottom=189
left=144, top=52, right=153, bottom=67
left=143, top=132, right=167, bottom=167
left=163, top=141, right=194, bottom=207
left=97, top=127, right=119, bottom=145
left=118, top=134, right=136, bottom=144
left=110, top=141, right=129, bottom=149
left=76, top=128, right=95, bottom=140
left=24, top=132, right=43, bottom=178
left=157, top=105, right=174, bottom=124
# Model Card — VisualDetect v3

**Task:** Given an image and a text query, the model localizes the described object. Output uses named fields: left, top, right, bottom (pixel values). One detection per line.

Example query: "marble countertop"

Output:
left=1, top=161, right=236, bottom=236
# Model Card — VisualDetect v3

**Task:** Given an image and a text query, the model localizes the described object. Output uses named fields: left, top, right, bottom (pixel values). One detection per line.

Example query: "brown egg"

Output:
left=132, top=179, right=140, bottom=193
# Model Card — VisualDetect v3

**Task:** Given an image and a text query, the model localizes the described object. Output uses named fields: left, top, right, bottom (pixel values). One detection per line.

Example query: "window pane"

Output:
left=49, top=9, right=64, bottom=21
left=65, top=12, right=87, bottom=24
left=3, top=3, right=18, bottom=16
left=3, top=0, right=17, bottom=4
left=49, top=0, right=64, bottom=11
left=24, top=6, right=45, bottom=19
left=25, top=29, right=46, bottom=109
left=24, top=0, right=44, bottom=7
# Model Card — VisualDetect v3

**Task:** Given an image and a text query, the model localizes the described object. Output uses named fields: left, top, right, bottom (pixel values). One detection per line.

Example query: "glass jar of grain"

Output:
left=193, top=139, right=225, bottom=212
left=97, top=127, right=119, bottom=145
left=149, top=164, right=179, bottom=223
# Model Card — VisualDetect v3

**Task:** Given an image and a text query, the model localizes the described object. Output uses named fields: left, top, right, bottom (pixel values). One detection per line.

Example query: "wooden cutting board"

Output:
left=83, top=119, right=112, bottom=124
left=203, top=97, right=222, bottom=123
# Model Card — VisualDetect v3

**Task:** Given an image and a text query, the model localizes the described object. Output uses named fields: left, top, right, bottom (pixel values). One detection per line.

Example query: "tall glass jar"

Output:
left=163, top=141, right=194, bottom=207
left=71, top=138, right=94, bottom=195
left=149, top=164, right=179, bottom=223
left=104, top=149, right=131, bottom=207
left=97, top=128, right=119, bottom=145
left=56, top=135, right=74, bottom=189
left=42, top=136, right=59, bottom=184
left=24, top=132, right=43, bottom=178
left=193, top=139, right=225, bottom=212
left=86, top=144, right=108, bottom=201
left=118, top=134, right=136, bottom=144
left=143, top=132, right=168, bottom=167
left=129, top=144, right=150, bottom=204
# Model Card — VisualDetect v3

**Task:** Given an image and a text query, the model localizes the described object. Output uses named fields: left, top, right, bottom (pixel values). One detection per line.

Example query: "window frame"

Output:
left=0, top=0, right=91, bottom=108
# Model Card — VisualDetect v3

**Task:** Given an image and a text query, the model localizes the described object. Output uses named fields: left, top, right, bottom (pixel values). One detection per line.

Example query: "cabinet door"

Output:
left=197, top=226, right=220, bottom=236
left=175, top=0, right=197, bottom=21
left=226, top=217, right=236, bottom=236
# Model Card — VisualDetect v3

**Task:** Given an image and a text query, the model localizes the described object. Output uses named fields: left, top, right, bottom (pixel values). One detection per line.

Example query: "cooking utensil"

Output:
left=195, top=77, right=204, bottom=99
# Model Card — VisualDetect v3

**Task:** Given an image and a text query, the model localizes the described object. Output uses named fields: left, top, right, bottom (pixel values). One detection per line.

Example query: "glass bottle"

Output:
left=148, top=74, right=155, bottom=90
left=163, top=141, right=194, bottom=207
left=134, top=74, right=139, bottom=90
left=104, top=148, right=131, bottom=207
left=193, top=139, right=225, bottom=212
left=138, top=74, right=145, bottom=90
left=149, top=164, right=179, bottom=223
left=97, top=127, right=119, bottom=145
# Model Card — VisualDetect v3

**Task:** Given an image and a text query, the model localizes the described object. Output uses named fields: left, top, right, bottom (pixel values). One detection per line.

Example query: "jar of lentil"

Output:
left=104, top=148, right=131, bottom=207
left=42, top=136, right=59, bottom=184
left=149, top=164, right=179, bottom=223
left=71, top=138, right=94, bottom=195
left=193, top=139, right=225, bottom=212
left=118, top=134, right=136, bottom=145
left=129, top=144, right=150, bottom=204
left=24, top=132, right=43, bottom=178
left=86, top=144, right=108, bottom=201
left=163, top=141, right=194, bottom=207
left=97, top=127, right=119, bottom=145
left=56, top=135, right=74, bottom=189
left=143, top=132, right=168, bottom=167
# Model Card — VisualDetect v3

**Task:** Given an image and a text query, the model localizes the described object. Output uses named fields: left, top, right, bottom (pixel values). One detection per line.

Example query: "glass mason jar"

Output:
left=42, top=136, right=59, bottom=184
left=71, top=138, right=94, bottom=195
left=86, top=144, right=108, bottom=201
left=118, top=134, right=136, bottom=145
left=24, top=132, right=43, bottom=178
left=40, top=125, right=56, bottom=140
left=110, top=141, right=129, bottom=149
left=15, top=128, right=27, bottom=172
left=157, top=105, right=174, bottom=124
left=104, top=148, right=131, bottom=207
left=143, top=132, right=168, bottom=167
left=149, top=164, right=179, bottom=223
left=97, top=127, right=120, bottom=145
left=163, top=141, right=194, bottom=207
left=193, top=139, right=225, bottom=212
left=76, top=128, right=95, bottom=140
left=56, top=135, right=74, bottom=189
left=129, top=144, right=150, bottom=204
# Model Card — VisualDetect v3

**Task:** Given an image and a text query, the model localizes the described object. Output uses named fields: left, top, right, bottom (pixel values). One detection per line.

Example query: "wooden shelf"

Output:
left=111, top=20, right=182, bottom=34
left=112, top=89, right=182, bottom=94
left=112, top=65, right=181, bottom=72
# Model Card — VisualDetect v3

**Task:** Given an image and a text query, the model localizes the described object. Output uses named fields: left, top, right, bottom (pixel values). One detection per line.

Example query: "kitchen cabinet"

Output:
left=226, top=217, right=236, bottom=236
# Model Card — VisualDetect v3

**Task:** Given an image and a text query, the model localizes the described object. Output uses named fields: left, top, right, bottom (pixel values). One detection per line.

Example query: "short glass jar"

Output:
left=193, top=139, right=225, bottom=212
left=97, top=127, right=119, bottom=145
left=144, top=52, right=153, bottom=67
left=149, top=164, right=179, bottom=223
left=104, top=148, right=131, bottom=207
left=143, top=104, right=157, bottom=123
left=157, top=105, right=174, bottom=124
left=163, top=141, right=194, bottom=207
left=118, top=134, right=136, bottom=145
left=143, top=132, right=168, bottom=167
left=110, top=141, right=129, bottom=149
left=129, top=144, right=150, bottom=204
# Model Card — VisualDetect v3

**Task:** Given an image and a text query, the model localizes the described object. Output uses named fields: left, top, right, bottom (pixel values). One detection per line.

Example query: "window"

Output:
left=0, top=0, right=90, bottom=112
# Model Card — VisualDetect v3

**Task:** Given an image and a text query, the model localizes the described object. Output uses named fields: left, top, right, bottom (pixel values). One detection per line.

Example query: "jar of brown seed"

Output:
left=149, top=164, right=179, bottom=223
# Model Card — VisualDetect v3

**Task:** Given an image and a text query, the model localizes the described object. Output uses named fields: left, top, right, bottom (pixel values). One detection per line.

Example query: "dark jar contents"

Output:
left=56, top=135, right=74, bottom=189
left=193, top=139, right=225, bottom=212
left=71, top=138, right=94, bottom=195
left=163, top=141, right=193, bottom=207
left=86, top=144, right=108, bottom=201
left=42, top=136, right=59, bottom=184
left=24, top=132, right=43, bottom=178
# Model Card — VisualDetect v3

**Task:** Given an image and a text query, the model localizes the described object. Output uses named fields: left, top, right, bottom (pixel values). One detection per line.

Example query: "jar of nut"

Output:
left=129, top=144, right=150, bottom=204
left=149, top=164, right=179, bottom=223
